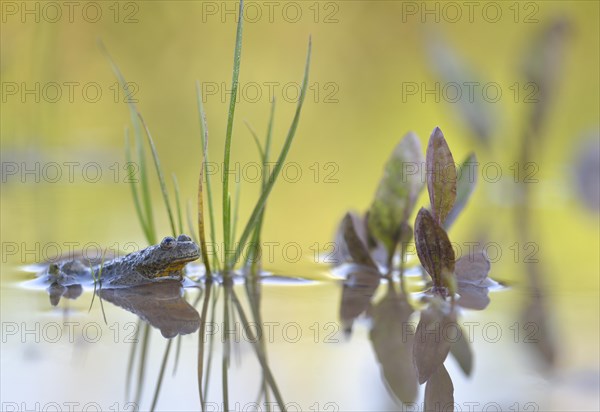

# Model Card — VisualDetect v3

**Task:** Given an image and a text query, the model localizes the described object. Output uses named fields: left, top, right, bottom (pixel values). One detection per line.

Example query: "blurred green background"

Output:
left=1, top=1, right=599, bottom=410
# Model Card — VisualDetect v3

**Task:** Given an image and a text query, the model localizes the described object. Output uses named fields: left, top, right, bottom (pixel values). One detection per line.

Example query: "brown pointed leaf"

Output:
left=414, top=208, right=455, bottom=290
left=341, top=213, right=378, bottom=270
left=369, top=286, right=418, bottom=403
left=424, top=364, right=454, bottom=412
left=426, top=127, right=457, bottom=225
left=368, top=132, right=424, bottom=255
left=413, top=300, right=456, bottom=384
left=444, top=153, right=477, bottom=230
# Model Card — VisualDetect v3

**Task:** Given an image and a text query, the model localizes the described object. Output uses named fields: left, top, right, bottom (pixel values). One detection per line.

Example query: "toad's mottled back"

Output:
left=44, top=235, right=200, bottom=289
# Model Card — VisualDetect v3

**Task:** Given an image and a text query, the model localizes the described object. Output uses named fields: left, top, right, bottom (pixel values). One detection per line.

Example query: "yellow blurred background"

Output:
left=1, top=1, right=599, bottom=409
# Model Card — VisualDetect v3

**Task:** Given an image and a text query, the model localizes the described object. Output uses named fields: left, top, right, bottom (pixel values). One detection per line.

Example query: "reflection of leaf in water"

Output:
left=414, top=208, right=455, bottom=292
left=368, top=132, right=424, bottom=258
left=413, top=300, right=456, bottom=384
left=424, top=364, right=454, bottom=412
left=340, top=266, right=381, bottom=333
left=522, top=289, right=556, bottom=367
left=341, top=213, right=378, bottom=270
left=449, top=325, right=473, bottom=377
left=455, top=251, right=492, bottom=310
left=426, top=128, right=456, bottom=226
left=369, top=284, right=418, bottom=404
left=444, top=153, right=477, bottom=230
left=99, top=281, right=200, bottom=338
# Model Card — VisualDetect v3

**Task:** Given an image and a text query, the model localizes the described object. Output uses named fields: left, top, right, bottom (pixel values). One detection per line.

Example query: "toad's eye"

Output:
left=160, top=236, right=176, bottom=250
left=177, top=234, right=192, bottom=242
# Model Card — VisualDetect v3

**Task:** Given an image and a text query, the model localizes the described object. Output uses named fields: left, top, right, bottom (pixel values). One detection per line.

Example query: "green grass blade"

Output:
left=231, top=181, right=241, bottom=248
left=135, top=121, right=156, bottom=244
left=186, top=199, right=199, bottom=244
left=244, top=121, right=265, bottom=161
left=150, top=339, right=173, bottom=412
left=125, top=130, right=152, bottom=243
left=98, top=40, right=155, bottom=244
left=196, top=90, right=214, bottom=278
left=196, top=81, right=220, bottom=273
left=172, top=174, right=184, bottom=235
left=137, top=113, right=177, bottom=237
left=263, top=99, right=276, bottom=177
left=222, top=0, right=245, bottom=258
left=248, top=99, right=277, bottom=271
left=231, top=38, right=312, bottom=268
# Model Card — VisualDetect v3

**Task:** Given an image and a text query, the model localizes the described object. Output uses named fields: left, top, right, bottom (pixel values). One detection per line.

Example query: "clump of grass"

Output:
left=195, top=3, right=312, bottom=278
left=104, top=2, right=310, bottom=410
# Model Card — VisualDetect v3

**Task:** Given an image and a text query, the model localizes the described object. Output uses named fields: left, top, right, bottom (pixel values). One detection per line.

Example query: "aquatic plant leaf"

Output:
left=369, top=285, right=418, bottom=403
left=414, top=208, right=455, bottom=291
left=333, top=212, right=366, bottom=266
left=573, top=134, right=600, bottom=212
left=426, top=35, right=495, bottom=144
left=521, top=17, right=570, bottom=133
left=342, top=213, right=378, bottom=270
left=449, top=325, right=473, bottom=376
left=426, top=127, right=457, bottom=226
left=368, top=132, right=424, bottom=256
left=444, top=153, right=477, bottom=230
left=413, top=300, right=456, bottom=384
left=456, top=251, right=492, bottom=310
left=340, top=266, right=381, bottom=333
left=424, top=364, right=454, bottom=412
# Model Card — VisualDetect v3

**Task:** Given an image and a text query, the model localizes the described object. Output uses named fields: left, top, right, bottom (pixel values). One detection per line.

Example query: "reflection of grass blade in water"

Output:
left=150, top=339, right=173, bottom=411
left=87, top=251, right=107, bottom=325
left=244, top=279, right=270, bottom=405
left=231, top=38, right=312, bottom=269
left=222, top=0, right=245, bottom=271
left=222, top=285, right=232, bottom=411
left=231, top=288, right=286, bottom=410
left=125, top=319, right=141, bottom=400
left=197, top=282, right=213, bottom=411
left=202, top=285, right=220, bottom=405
